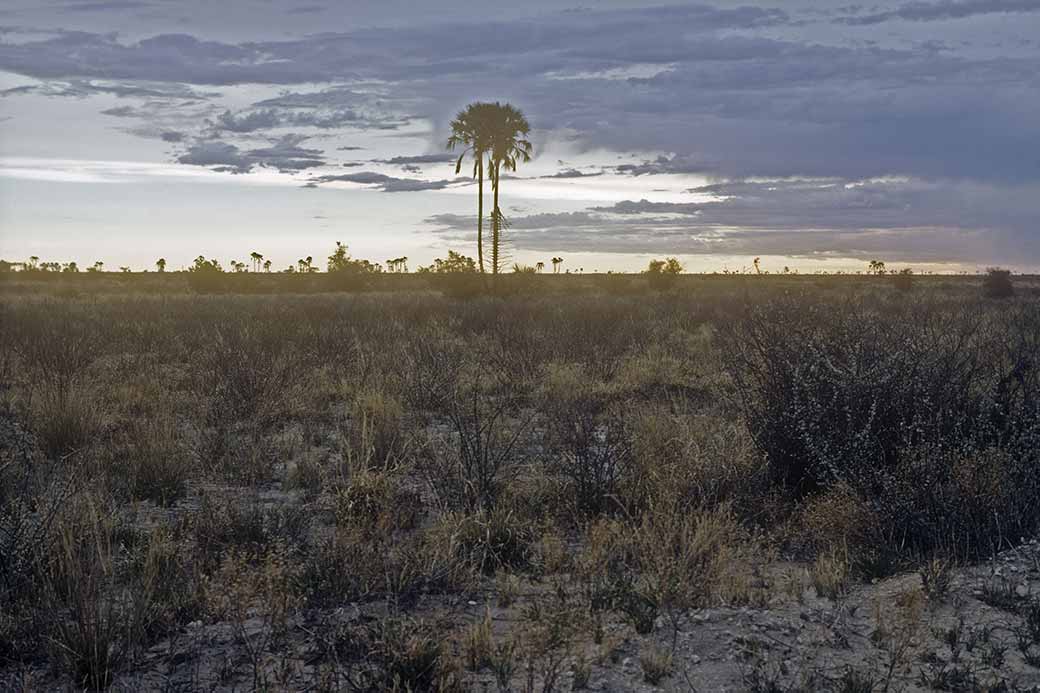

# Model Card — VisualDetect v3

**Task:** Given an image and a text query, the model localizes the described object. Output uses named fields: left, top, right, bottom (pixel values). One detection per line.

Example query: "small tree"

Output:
left=327, top=242, right=380, bottom=291
left=868, top=259, right=887, bottom=275
left=417, top=251, right=479, bottom=274
left=644, top=257, right=683, bottom=291
left=892, top=267, right=914, bottom=292
left=156, top=258, right=166, bottom=273
left=983, top=267, right=1014, bottom=298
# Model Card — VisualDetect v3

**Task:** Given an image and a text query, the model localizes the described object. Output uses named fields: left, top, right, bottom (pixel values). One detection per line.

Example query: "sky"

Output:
left=0, top=0, right=1038, bottom=273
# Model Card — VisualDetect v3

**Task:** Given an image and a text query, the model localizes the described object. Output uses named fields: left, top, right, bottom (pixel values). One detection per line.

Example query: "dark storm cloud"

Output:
left=1, top=5, right=1036, bottom=184
left=1, top=1, right=1038, bottom=261
left=837, top=0, right=1040, bottom=25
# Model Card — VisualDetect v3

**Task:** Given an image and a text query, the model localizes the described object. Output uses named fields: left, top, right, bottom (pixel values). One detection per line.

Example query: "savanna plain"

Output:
left=3, top=270, right=1040, bottom=692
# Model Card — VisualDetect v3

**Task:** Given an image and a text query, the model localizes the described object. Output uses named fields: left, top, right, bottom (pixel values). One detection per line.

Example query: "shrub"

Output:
left=31, top=384, right=102, bottom=461
left=109, top=412, right=189, bottom=506
left=719, top=294, right=1028, bottom=494
left=0, top=415, right=74, bottom=605
left=720, top=293, right=1040, bottom=564
left=185, top=256, right=228, bottom=294
left=191, top=321, right=304, bottom=465
left=421, top=387, right=529, bottom=514
left=538, top=363, right=631, bottom=517
left=332, top=472, right=423, bottom=533
left=434, top=509, right=536, bottom=574
left=643, top=258, right=683, bottom=292
left=892, top=268, right=915, bottom=292
left=326, top=242, right=380, bottom=291
left=363, top=619, right=462, bottom=692
left=42, top=499, right=159, bottom=690
left=346, top=390, right=407, bottom=470
left=983, top=267, right=1014, bottom=298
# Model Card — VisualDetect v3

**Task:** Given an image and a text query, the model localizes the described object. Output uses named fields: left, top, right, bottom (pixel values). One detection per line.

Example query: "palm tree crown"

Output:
left=447, top=102, right=499, bottom=274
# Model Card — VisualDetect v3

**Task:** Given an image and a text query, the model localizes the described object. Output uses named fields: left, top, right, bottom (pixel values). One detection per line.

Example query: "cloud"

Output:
left=836, top=0, right=1040, bottom=25
left=540, top=168, right=604, bottom=179
left=0, top=79, right=213, bottom=100
left=176, top=141, right=253, bottom=173
left=286, top=5, right=325, bottom=14
left=1, top=1, right=1038, bottom=260
left=100, top=105, right=137, bottom=117
left=208, top=87, right=409, bottom=134
left=426, top=178, right=1040, bottom=263
left=309, top=171, right=467, bottom=192
left=378, top=153, right=457, bottom=165
left=176, top=134, right=327, bottom=173
left=61, top=1, right=152, bottom=12
left=2, top=7, right=1037, bottom=187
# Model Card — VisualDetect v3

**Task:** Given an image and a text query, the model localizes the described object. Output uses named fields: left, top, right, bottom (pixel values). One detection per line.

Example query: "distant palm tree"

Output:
left=551, top=257, right=563, bottom=274
left=448, top=102, right=496, bottom=274
left=156, top=258, right=166, bottom=272
left=535, top=261, right=544, bottom=273
left=263, top=259, right=272, bottom=272
left=250, top=251, right=263, bottom=272
left=485, top=103, right=532, bottom=275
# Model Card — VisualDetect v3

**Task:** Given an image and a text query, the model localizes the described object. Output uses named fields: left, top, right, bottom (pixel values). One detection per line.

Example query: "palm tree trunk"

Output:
left=491, top=160, right=501, bottom=275
left=477, top=158, right=485, bottom=274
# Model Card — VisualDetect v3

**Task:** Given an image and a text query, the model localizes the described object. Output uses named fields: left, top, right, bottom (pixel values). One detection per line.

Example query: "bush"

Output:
left=0, top=415, right=73, bottom=605
left=31, top=384, right=102, bottom=461
left=332, top=472, right=423, bottom=533
left=892, top=268, right=915, bottom=292
left=433, top=509, right=535, bottom=574
left=983, top=267, right=1014, bottom=298
left=643, top=258, right=683, bottom=292
left=421, top=386, right=529, bottom=514
left=109, top=412, right=190, bottom=506
left=538, top=363, right=631, bottom=517
left=721, top=293, right=1040, bottom=564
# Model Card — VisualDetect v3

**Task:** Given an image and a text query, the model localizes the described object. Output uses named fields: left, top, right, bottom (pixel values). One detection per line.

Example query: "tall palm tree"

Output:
left=485, top=103, right=532, bottom=275
left=447, top=102, right=497, bottom=273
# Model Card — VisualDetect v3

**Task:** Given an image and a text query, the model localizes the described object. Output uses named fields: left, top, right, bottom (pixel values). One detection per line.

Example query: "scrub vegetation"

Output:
left=1, top=268, right=1039, bottom=691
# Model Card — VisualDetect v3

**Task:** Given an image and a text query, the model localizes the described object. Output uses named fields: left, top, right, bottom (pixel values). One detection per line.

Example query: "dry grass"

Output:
left=0, top=275, right=1037, bottom=689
